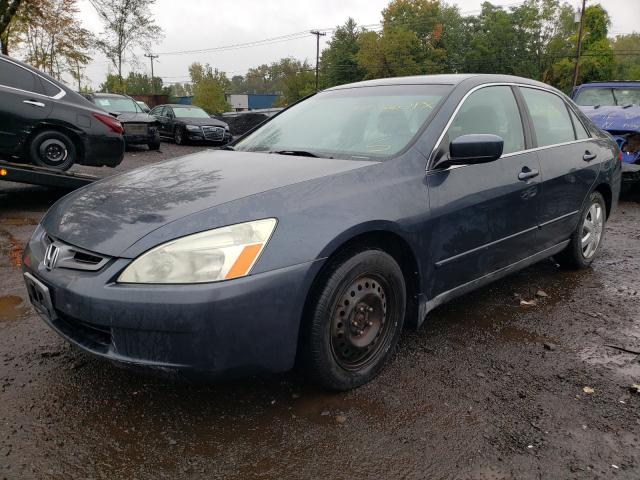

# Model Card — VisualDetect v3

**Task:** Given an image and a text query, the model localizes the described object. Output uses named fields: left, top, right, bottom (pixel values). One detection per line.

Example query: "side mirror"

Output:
left=436, top=134, right=504, bottom=169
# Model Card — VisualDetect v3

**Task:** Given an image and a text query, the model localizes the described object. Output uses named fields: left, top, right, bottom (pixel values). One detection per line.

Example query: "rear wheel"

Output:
left=29, top=131, right=76, bottom=170
left=302, top=249, right=406, bottom=390
left=556, top=191, right=606, bottom=269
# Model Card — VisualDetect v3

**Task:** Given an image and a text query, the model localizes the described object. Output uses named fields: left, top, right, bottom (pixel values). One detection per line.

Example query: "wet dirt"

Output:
left=0, top=147, right=639, bottom=479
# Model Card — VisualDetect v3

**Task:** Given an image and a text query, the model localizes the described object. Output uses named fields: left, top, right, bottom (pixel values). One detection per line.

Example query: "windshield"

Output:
left=173, top=107, right=211, bottom=118
left=575, top=87, right=640, bottom=107
left=234, top=84, right=452, bottom=159
left=94, top=97, right=142, bottom=113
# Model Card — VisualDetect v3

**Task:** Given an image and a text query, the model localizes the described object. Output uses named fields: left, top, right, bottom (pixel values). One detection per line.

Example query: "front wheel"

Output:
left=302, top=249, right=406, bottom=390
left=556, top=191, right=606, bottom=269
left=29, top=131, right=77, bottom=170
left=174, top=127, right=186, bottom=145
left=148, top=140, right=161, bottom=151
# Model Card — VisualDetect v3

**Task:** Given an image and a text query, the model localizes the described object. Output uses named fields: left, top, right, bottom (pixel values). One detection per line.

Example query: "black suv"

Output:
left=0, top=54, right=125, bottom=170
left=83, top=93, right=161, bottom=150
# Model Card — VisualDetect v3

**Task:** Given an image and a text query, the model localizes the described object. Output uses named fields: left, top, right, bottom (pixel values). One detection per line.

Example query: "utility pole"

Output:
left=310, top=30, right=326, bottom=91
left=144, top=53, right=159, bottom=94
left=572, top=0, right=586, bottom=90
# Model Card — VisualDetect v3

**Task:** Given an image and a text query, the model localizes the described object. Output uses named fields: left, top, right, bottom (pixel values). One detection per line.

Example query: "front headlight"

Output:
left=117, top=218, right=277, bottom=284
left=185, top=124, right=201, bottom=132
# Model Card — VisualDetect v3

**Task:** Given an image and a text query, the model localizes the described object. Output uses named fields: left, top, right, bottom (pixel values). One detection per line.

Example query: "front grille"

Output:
left=43, top=235, right=110, bottom=271
left=202, top=126, right=225, bottom=141
left=54, top=311, right=112, bottom=352
left=124, top=123, right=148, bottom=135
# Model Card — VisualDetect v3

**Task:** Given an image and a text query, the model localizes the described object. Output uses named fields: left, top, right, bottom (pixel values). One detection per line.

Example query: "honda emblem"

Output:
left=43, top=243, right=60, bottom=271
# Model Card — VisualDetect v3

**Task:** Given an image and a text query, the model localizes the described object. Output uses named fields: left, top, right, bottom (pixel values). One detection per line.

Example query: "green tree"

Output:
left=270, top=57, right=315, bottom=106
left=17, top=0, right=92, bottom=81
left=612, top=34, right=640, bottom=80
left=356, top=28, right=422, bottom=78
left=90, top=0, right=163, bottom=81
left=0, top=0, right=23, bottom=54
left=189, top=62, right=230, bottom=113
left=320, top=18, right=366, bottom=87
left=548, top=3, right=614, bottom=91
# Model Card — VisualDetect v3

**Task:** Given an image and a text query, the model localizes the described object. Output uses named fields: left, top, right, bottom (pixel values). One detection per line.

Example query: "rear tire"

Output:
left=29, top=130, right=76, bottom=171
left=302, top=249, right=406, bottom=390
left=556, top=191, right=606, bottom=269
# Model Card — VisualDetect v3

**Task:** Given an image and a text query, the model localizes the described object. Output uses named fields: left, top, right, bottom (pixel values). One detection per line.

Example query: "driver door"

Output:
left=425, top=85, right=542, bottom=297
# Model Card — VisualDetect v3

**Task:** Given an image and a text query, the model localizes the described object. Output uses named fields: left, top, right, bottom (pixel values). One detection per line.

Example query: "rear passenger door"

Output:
left=426, top=85, right=542, bottom=296
left=0, top=58, right=54, bottom=153
left=518, top=87, right=601, bottom=250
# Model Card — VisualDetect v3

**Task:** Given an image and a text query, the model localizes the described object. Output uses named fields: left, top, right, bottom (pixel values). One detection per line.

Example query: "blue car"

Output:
left=573, top=81, right=640, bottom=191
left=23, top=74, right=620, bottom=390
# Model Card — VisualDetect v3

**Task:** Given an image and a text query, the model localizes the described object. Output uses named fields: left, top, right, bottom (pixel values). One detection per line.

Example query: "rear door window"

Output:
left=569, top=109, right=590, bottom=140
left=0, top=59, right=44, bottom=94
left=446, top=85, right=525, bottom=154
left=40, top=78, right=62, bottom=97
left=521, top=88, right=575, bottom=147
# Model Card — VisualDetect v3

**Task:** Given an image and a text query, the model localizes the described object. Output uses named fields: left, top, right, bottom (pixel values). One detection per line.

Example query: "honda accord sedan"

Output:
left=23, top=74, right=621, bottom=390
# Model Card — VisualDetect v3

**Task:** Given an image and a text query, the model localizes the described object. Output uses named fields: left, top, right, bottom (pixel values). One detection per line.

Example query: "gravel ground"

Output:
left=1, top=145, right=639, bottom=479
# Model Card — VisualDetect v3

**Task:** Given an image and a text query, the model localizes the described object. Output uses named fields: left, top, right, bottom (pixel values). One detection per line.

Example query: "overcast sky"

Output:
left=76, top=0, right=637, bottom=89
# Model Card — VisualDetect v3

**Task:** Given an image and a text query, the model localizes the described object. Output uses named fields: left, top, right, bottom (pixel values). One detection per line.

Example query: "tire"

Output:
left=174, top=127, right=186, bottom=145
left=556, top=191, right=606, bottom=269
left=148, top=140, right=161, bottom=151
left=302, top=249, right=406, bottom=390
left=29, top=130, right=76, bottom=171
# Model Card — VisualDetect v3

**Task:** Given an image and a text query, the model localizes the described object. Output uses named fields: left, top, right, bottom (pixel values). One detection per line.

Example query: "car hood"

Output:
left=579, top=105, right=640, bottom=133
left=175, top=117, right=228, bottom=127
left=113, top=112, right=157, bottom=124
left=42, top=150, right=377, bottom=257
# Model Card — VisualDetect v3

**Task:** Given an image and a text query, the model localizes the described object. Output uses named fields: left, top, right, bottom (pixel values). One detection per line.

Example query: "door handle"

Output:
left=583, top=151, right=597, bottom=161
left=23, top=100, right=45, bottom=108
left=518, top=167, right=539, bottom=181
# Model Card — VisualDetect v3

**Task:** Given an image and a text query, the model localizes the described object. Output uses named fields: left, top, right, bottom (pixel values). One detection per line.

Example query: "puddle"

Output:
left=0, top=295, right=27, bottom=321
left=578, top=343, right=640, bottom=380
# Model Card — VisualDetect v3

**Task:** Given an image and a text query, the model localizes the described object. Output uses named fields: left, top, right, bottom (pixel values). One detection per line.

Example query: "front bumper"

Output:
left=622, top=162, right=640, bottom=185
left=22, top=239, right=321, bottom=377
left=123, top=126, right=160, bottom=146
left=186, top=130, right=232, bottom=144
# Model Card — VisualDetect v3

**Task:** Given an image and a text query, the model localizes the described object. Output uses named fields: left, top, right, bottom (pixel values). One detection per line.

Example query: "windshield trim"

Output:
left=232, top=83, right=454, bottom=162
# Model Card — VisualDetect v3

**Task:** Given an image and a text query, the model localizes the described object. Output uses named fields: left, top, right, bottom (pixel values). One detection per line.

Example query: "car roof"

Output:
left=326, top=74, right=554, bottom=91
left=576, top=81, right=640, bottom=88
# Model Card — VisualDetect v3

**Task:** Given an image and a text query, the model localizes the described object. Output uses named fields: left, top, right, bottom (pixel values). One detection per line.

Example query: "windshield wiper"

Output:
left=270, top=150, right=319, bottom=158
left=220, top=145, right=235, bottom=150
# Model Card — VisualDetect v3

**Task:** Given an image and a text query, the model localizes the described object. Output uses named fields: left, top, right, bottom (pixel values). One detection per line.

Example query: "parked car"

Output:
left=573, top=81, right=640, bottom=192
left=23, top=74, right=620, bottom=390
left=82, top=93, right=161, bottom=150
left=136, top=100, right=151, bottom=113
left=0, top=54, right=125, bottom=171
left=149, top=104, right=232, bottom=145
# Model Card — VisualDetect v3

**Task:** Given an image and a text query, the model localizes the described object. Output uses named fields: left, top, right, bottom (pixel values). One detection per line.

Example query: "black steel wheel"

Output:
left=29, top=130, right=76, bottom=170
left=302, top=249, right=406, bottom=390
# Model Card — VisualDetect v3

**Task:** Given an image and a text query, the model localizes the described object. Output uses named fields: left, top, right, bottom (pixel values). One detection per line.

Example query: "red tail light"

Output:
left=619, top=150, right=623, bottom=163
left=93, top=113, right=124, bottom=135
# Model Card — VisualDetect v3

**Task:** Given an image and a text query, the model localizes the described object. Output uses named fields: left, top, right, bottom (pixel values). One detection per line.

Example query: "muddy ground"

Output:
left=1, top=143, right=639, bottom=479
